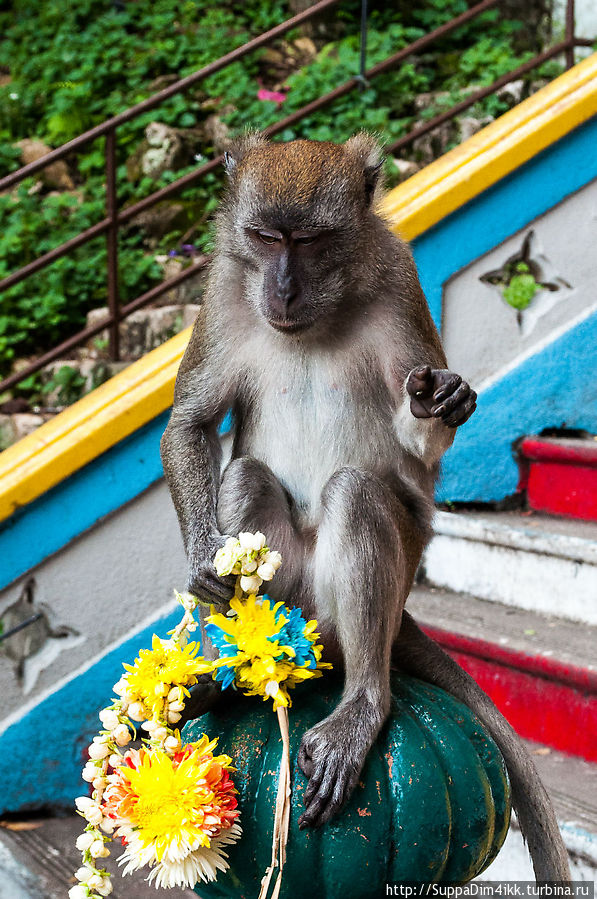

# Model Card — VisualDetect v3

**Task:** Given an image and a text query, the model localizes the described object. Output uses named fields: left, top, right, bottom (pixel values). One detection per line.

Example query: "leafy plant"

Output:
left=41, top=364, right=87, bottom=406
left=502, top=262, right=540, bottom=310
left=0, top=0, right=553, bottom=388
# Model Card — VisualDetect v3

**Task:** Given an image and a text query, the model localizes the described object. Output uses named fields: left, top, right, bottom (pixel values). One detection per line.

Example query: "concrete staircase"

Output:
left=411, top=504, right=597, bottom=882
left=422, top=509, right=597, bottom=625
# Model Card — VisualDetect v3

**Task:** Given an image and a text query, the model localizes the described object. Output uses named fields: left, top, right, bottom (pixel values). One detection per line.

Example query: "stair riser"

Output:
left=424, top=627, right=597, bottom=762
left=424, top=535, right=597, bottom=625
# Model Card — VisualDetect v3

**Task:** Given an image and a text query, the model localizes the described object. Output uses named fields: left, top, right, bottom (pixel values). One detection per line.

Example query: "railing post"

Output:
left=105, top=128, right=120, bottom=361
left=565, top=0, right=575, bottom=69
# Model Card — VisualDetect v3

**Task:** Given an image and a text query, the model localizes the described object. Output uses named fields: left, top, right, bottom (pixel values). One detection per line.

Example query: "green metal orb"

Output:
left=183, top=672, right=511, bottom=899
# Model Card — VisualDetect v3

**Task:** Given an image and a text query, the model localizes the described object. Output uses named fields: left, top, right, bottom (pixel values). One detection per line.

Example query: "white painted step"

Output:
left=423, top=510, right=597, bottom=626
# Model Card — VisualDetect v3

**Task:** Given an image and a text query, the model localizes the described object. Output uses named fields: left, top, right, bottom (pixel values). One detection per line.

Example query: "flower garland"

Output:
left=211, top=533, right=332, bottom=899
left=71, top=531, right=330, bottom=898
left=70, top=592, right=241, bottom=898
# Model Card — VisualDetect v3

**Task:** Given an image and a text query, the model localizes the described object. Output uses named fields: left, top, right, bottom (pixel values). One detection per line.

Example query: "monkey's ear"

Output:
left=345, top=133, right=385, bottom=205
left=223, top=133, right=267, bottom=179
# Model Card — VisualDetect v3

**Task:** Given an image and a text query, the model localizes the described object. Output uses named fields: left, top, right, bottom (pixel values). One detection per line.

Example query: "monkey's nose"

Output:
left=276, top=279, right=298, bottom=310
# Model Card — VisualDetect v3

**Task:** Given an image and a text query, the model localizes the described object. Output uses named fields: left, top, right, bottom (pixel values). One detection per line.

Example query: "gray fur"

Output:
left=161, top=136, right=569, bottom=876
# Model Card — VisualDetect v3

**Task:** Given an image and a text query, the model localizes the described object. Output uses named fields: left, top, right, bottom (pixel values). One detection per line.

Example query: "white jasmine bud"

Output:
left=257, top=562, right=276, bottom=581
left=240, top=574, right=262, bottom=594
left=99, top=709, right=120, bottom=731
left=264, top=550, right=282, bottom=570
left=168, top=700, right=185, bottom=712
left=88, top=741, right=110, bottom=760
left=164, top=735, right=181, bottom=754
left=241, top=558, right=258, bottom=574
left=82, top=762, right=98, bottom=783
left=87, top=874, right=104, bottom=890
left=69, top=885, right=89, bottom=899
left=153, top=681, right=169, bottom=697
left=75, top=796, right=95, bottom=812
left=75, top=865, right=93, bottom=881
left=90, top=838, right=109, bottom=858
left=108, top=753, right=122, bottom=768
left=167, top=687, right=181, bottom=702
left=112, top=678, right=129, bottom=696
left=92, top=775, right=106, bottom=790
left=127, top=702, right=146, bottom=721
left=238, top=532, right=254, bottom=551
left=251, top=531, right=267, bottom=551
left=84, top=806, right=103, bottom=826
left=100, top=817, right=115, bottom=834
left=112, top=724, right=131, bottom=746
left=152, top=726, right=169, bottom=740
left=97, top=878, right=113, bottom=896
left=166, top=710, right=182, bottom=724
left=76, top=831, right=96, bottom=851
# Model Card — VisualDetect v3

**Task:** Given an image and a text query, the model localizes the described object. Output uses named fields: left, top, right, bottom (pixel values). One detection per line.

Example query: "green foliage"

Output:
left=42, top=364, right=87, bottom=406
left=502, top=261, right=540, bottom=310
left=0, top=0, right=550, bottom=383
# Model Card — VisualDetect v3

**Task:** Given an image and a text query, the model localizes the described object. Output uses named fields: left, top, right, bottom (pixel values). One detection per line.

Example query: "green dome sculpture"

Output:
left=183, top=672, right=510, bottom=898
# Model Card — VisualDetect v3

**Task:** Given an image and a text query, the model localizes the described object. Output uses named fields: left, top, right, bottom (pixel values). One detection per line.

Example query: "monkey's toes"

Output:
left=297, top=735, right=360, bottom=829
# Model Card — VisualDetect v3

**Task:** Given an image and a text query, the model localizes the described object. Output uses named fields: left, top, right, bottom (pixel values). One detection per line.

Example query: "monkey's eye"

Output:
left=293, top=233, right=319, bottom=246
left=256, top=231, right=281, bottom=245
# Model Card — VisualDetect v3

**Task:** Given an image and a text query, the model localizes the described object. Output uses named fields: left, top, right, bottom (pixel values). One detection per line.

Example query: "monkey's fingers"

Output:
left=188, top=566, right=236, bottom=604
left=405, top=365, right=434, bottom=398
left=431, top=381, right=471, bottom=417
left=431, top=371, right=462, bottom=402
left=443, top=396, right=477, bottom=428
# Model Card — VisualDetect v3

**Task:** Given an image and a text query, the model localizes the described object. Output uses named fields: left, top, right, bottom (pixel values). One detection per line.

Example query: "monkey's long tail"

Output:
left=394, top=611, right=571, bottom=882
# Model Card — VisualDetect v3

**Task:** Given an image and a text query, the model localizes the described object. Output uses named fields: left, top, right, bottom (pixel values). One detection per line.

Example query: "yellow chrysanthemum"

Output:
left=122, top=635, right=211, bottom=718
left=105, top=736, right=239, bottom=862
left=206, top=595, right=332, bottom=710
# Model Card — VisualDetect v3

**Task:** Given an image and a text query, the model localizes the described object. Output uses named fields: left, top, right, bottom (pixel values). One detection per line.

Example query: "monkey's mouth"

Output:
left=266, top=316, right=313, bottom=334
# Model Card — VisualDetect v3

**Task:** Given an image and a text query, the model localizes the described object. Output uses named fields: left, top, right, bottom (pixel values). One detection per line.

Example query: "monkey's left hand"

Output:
left=406, top=365, right=476, bottom=428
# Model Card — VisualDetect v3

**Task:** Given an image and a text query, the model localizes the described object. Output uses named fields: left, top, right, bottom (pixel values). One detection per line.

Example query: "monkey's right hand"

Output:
left=187, top=534, right=236, bottom=607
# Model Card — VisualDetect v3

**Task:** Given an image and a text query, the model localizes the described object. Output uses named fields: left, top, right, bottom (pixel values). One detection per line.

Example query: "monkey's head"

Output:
left=218, top=134, right=384, bottom=336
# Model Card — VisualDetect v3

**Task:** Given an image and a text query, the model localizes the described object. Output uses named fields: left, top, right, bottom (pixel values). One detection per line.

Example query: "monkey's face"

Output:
left=220, top=136, right=384, bottom=337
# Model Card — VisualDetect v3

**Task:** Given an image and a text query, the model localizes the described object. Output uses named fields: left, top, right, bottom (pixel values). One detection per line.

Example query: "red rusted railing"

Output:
left=0, top=0, right=591, bottom=394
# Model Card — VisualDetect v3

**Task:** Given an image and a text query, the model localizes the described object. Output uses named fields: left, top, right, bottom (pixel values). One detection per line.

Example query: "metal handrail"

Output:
left=0, top=0, right=590, bottom=394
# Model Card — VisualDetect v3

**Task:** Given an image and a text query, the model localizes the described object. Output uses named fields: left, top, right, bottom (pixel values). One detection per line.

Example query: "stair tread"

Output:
left=433, top=509, right=597, bottom=563
left=409, top=584, right=597, bottom=674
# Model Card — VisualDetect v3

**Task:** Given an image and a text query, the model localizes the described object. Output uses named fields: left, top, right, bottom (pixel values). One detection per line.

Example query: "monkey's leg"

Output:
left=182, top=456, right=307, bottom=724
left=298, top=467, right=422, bottom=829
left=216, top=455, right=307, bottom=602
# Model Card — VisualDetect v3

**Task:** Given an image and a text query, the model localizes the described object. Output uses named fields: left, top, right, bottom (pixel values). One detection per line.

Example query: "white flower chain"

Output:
left=70, top=590, right=199, bottom=899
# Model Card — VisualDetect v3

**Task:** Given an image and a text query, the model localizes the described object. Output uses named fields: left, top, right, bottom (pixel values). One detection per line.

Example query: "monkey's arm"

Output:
left=160, top=311, right=237, bottom=604
left=393, top=365, right=476, bottom=469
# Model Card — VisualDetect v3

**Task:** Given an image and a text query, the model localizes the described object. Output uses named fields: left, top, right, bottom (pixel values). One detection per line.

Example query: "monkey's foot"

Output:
left=297, top=708, right=377, bottom=828
left=178, top=675, right=222, bottom=726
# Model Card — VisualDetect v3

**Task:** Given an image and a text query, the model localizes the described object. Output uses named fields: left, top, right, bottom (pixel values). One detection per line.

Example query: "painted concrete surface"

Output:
left=0, top=478, right=186, bottom=727
left=0, top=411, right=169, bottom=593
left=442, top=178, right=597, bottom=387
left=477, top=821, right=597, bottom=881
left=0, top=600, right=181, bottom=814
left=423, top=511, right=597, bottom=624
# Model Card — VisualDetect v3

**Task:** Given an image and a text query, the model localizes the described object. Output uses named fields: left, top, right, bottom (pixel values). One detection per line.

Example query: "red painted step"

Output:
left=520, top=435, right=597, bottom=521
left=423, top=624, right=597, bottom=763
left=410, top=585, right=597, bottom=764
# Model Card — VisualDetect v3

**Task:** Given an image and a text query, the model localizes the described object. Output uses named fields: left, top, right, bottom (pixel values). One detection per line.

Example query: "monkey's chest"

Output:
left=241, top=374, right=397, bottom=517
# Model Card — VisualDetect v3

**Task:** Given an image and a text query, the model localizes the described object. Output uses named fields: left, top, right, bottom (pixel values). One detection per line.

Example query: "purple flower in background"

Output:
left=181, top=244, right=198, bottom=256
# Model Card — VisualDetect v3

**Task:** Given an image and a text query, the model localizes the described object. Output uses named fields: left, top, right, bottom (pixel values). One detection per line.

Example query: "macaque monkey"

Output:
left=161, top=134, right=570, bottom=880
